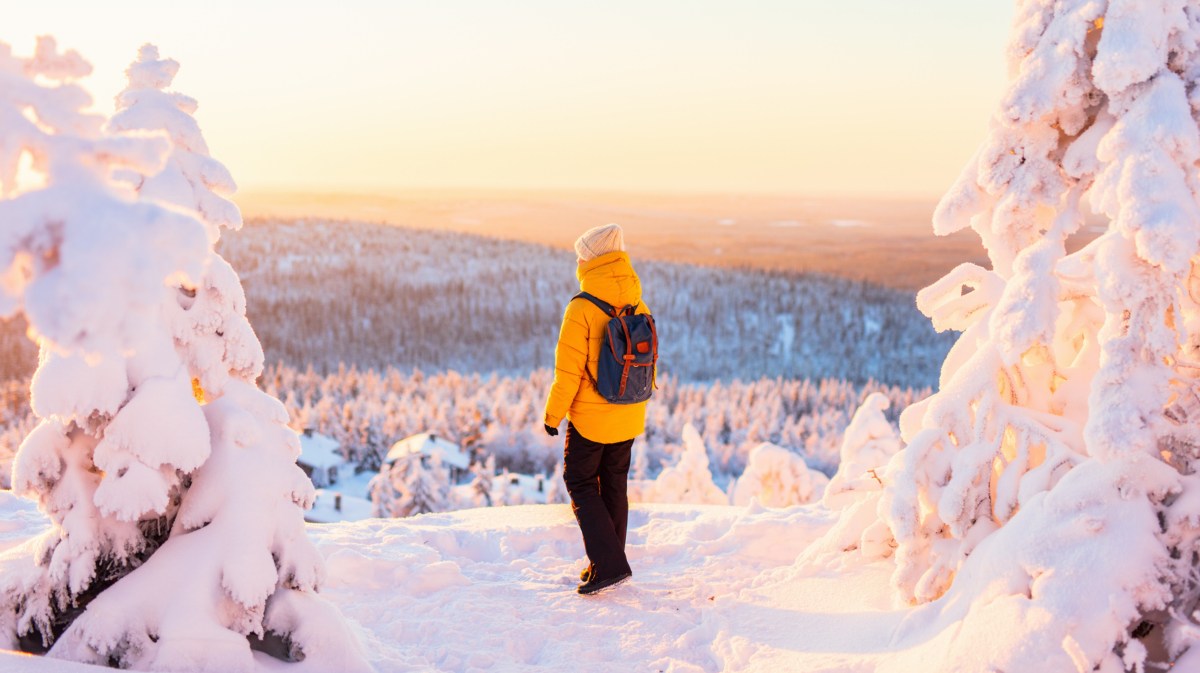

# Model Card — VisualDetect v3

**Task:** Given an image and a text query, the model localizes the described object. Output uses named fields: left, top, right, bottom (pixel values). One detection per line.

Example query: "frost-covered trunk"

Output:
left=0, top=40, right=369, bottom=672
left=852, top=1, right=1200, bottom=669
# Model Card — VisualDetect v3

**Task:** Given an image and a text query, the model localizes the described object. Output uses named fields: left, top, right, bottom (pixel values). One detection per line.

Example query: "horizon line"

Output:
left=232, top=184, right=947, bottom=204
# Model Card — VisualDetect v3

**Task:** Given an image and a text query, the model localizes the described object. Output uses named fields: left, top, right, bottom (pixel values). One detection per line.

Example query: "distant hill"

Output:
left=0, top=218, right=954, bottom=386
left=224, top=219, right=952, bottom=387
left=235, top=190, right=988, bottom=291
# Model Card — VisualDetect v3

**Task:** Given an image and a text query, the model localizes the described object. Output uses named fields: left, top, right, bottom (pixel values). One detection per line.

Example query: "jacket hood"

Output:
left=577, top=251, right=642, bottom=309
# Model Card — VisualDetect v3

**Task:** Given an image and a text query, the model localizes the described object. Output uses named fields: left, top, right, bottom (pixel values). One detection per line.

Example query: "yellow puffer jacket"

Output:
left=544, top=251, right=650, bottom=444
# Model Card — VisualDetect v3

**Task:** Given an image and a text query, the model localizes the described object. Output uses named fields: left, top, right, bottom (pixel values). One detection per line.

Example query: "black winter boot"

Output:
left=577, top=570, right=632, bottom=596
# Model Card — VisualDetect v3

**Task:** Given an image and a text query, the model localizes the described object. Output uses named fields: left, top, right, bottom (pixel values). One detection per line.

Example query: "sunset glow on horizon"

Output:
left=6, top=1, right=1012, bottom=198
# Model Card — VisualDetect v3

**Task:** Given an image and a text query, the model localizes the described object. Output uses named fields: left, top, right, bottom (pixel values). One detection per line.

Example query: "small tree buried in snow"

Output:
left=822, top=393, right=901, bottom=503
left=0, top=40, right=368, bottom=671
left=844, top=3, right=1200, bottom=670
left=800, top=393, right=901, bottom=567
left=644, top=424, right=726, bottom=505
left=730, top=443, right=828, bottom=508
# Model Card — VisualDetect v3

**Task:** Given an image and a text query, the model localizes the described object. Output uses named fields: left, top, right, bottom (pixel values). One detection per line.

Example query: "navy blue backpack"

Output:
left=572, top=292, right=658, bottom=404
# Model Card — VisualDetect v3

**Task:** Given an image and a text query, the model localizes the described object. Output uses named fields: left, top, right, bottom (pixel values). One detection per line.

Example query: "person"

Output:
left=544, top=223, right=650, bottom=595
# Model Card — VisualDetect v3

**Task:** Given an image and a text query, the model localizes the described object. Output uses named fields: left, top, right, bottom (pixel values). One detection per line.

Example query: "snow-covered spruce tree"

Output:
left=406, top=455, right=450, bottom=516
left=367, top=465, right=397, bottom=518
left=0, top=35, right=209, bottom=651
left=865, top=3, right=1200, bottom=669
left=0, top=41, right=369, bottom=671
left=474, top=455, right=496, bottom=507
left=107, top=44, right=261, bottom=394
left=545, top=461, right=569, bottom=505
left=109, top=44, right=240, bottom=243
left=631, top=442, right=649, bottom=481
left=370, top=455, right=450, bottom=517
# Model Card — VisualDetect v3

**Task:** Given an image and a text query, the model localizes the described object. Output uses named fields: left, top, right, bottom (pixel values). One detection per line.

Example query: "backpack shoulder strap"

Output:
left=572, top=292, right=618, bottom=317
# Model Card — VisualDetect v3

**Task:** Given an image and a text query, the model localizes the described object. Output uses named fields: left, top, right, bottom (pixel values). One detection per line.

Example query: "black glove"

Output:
left=544, top=423, right=559, bottom=437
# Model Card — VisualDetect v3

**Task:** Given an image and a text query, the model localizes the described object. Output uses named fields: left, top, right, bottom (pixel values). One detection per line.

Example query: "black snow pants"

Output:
left=563, top=422, right=634, bottom=580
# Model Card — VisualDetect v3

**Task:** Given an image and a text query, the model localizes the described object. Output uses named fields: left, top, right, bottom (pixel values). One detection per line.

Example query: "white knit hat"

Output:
left=574, top=223, right=626, bottom=262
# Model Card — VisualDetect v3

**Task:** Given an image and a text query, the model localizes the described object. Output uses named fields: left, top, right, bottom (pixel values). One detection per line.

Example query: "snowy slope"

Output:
left=0, top=490, right=937, bottom=673
left=310, top=504, right=889, bottom=672
left=0, top=650, right=109, bottom=673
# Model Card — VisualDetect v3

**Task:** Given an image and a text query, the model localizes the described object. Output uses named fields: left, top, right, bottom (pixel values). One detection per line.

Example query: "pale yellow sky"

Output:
left=5, top=1, right=1012, bottom=198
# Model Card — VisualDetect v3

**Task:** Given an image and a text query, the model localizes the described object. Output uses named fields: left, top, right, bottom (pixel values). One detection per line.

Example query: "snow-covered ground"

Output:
left=0, top=490, right=926, bottom=673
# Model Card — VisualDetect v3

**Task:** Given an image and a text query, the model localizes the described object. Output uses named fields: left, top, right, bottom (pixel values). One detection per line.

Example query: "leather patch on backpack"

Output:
left=636, top=341, right=650, bottom=354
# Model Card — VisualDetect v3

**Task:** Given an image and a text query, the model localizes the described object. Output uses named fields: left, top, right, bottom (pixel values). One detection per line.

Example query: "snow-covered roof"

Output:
left=298, top=431, right=342, bottom=469
left=495, top=472, right=548, bottom=503
left=385, top=432, right=470, bottom=470
left=503, top=472, right=543, bottom=491
left=306, top=490, right=374, bottom=524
